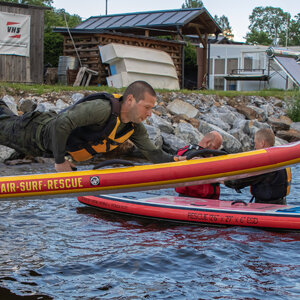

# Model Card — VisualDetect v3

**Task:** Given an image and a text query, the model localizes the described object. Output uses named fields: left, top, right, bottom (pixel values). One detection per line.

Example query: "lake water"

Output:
left=0, top=163, right=300, bottom=299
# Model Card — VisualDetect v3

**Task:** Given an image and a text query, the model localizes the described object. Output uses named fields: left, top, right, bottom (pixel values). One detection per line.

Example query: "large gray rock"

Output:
left=261, top=103, right=275, bottom=118
left=229, top=128, right=253, bottom=151
left=167, top=99, right=199, bottom=118
left=2, top=95, right=18, bottom=115
left=201, top=113, right=231, bottom=131
left=35, top=102, right=58, bottom=113
left=0, top=145, right=15, bottom=162
left=275, top=136, right=289, bottom=146
left=232, top=119, right=270, bottom=138
left=144, top=124, right=163, bottom=148
left=161, top=132, right=186, bottom=154
left=147, top=113, right=174, bottom=134
left=247, top=105, right=268, bottom=122
left=174, top=122, right=203, bottom=144
left=290, top=122, right=300, bottom=132
left=198, top=120, right=242, bottom=153
left=55, top=99, right=69, bottom=111
left=72, top=93, right=84, bottom=103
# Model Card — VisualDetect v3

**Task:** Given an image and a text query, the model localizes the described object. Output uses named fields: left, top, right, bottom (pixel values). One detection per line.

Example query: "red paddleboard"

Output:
left=78, top=194, right=300, bottom=230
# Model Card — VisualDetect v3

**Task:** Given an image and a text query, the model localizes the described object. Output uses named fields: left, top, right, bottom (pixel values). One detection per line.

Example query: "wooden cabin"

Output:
left=0, top=1, right=49, bottom=84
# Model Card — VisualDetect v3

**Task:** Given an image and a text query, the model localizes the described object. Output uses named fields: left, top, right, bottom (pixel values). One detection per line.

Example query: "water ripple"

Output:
left=0, top=165, right=300, bottom=298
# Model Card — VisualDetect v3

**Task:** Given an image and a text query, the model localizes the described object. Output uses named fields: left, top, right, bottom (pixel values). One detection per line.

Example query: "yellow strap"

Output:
left=286, top=167, right=292, bottom=196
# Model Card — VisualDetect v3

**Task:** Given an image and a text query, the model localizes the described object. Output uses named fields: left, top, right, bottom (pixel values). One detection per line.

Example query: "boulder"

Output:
left=198, top=120, right=242, bottom=153
left=234, top=104, right=263, bottom=121
left=2, top=95, right=18, bottom=115
left=276, top=129, right=300, bottom=142
left=72, top=93, right=85, bottom=103
left=229, top=128, right=253, bottom=151
left=290, top=122, right=300, bottom=132
left=200, top=113, right=231, bottom=131
left=268, top=117, right=290, bottom=132
left=147, top=113, right=174, bottom=134
left=18, top=98, right=37, bottom=113
left=167, top=99, right=199, bottom=118
left=0, top=145, right=15, bottom=162
left=56, top=99, right=69, bottom=111
left=174, top=122, right=203, bottom=144
left=35, top=102, right=58, bottom=113
left=161, top=132, right=186, bottom=154
left=144, top=124, right=163, bottom=148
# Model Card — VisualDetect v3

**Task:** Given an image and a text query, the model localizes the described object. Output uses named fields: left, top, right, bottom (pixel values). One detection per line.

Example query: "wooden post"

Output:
left=196, top=33, right=208, bottom=89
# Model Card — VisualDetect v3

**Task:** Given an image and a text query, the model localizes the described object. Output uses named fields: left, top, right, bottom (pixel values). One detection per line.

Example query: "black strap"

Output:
left=93, top=159, right=134, bottom=169
left=186, top=149, right=228, bottom=160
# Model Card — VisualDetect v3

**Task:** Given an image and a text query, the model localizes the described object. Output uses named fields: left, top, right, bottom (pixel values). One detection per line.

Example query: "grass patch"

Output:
left=0, top=81, right=297, bottom=100
left=286, top=91, right=300, bottom=122
left=0, top=82, right=120, bottom=95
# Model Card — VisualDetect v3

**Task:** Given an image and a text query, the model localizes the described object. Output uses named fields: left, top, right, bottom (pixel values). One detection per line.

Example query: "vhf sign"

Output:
left=0, top=12, right=30, bottom=56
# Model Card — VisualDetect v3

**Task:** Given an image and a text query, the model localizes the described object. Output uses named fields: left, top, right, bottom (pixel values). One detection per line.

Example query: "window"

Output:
left=214, top=59, right=225, bottom=74
left=227, top=58, right=238, bottom=74
left=244, top=57, right=253, bottom=71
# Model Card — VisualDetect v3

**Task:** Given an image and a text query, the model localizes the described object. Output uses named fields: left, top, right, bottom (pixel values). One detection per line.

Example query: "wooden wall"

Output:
left=62, top=33, right=184, bottom=87
left=0, top=3, right=45, bottom=83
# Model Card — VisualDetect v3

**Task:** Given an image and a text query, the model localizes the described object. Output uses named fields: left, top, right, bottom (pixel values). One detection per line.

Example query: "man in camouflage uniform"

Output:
left=0, top=81, right=181, bottom=172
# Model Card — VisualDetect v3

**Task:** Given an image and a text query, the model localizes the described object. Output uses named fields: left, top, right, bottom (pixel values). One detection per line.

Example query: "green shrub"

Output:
left=286, top=91, right=300, bottom=122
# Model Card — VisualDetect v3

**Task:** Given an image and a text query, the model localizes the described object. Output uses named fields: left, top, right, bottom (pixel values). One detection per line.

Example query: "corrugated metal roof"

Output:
left=75, top=8, right=216, bottom=31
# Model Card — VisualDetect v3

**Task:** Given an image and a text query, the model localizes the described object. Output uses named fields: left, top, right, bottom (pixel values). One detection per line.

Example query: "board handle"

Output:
left=93, top=159, right=135, bottom=169
left=231, top=200, right=248, bottom=206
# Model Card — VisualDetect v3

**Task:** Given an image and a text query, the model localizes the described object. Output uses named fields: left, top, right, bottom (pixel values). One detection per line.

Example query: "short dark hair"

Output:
left=123, top=81, right=156, bottom=102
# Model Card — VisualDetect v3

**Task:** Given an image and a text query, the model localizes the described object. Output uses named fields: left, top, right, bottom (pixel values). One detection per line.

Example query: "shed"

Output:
left=54, top=7, right=221, bottom=89
left=0, top=1, right=49, bottom=84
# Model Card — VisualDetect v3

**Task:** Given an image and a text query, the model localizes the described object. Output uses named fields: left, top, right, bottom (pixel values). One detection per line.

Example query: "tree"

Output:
left=182, top=0, right=203, bottom=9
left=44, top=8, right=81, bottom=66
left=245, top=29, right=273, bottom=46
left=246, top=6, right=291, bottom=45
left=288, top=13, right=300, bottom=46
left=214, top=15, right=234, bottom=39
left=2, top=0, right=52, bottom=6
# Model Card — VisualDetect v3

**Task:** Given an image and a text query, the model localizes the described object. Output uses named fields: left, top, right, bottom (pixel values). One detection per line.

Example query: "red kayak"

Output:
left=1, top=141, right=300, bottom=199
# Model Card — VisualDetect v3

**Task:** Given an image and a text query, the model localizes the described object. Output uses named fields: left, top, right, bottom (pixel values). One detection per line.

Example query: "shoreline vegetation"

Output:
left=0, top=82, right=297, bottom=99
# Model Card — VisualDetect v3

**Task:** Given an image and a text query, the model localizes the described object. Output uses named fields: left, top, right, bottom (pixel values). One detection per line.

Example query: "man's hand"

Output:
left=174, top=156, right=186, bottom=162
left=55, top=160, right=77, bottom=172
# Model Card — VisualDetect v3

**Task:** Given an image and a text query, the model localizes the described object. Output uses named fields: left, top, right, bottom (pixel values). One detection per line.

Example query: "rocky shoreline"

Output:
left=1, top=90, right=300, bottom=166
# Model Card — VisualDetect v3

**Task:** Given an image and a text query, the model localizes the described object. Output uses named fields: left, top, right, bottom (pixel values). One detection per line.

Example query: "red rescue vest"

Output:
left=175, top=145, right=220, bottom=199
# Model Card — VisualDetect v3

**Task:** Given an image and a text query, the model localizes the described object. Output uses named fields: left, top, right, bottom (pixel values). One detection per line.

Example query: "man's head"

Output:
left=121, top=81, right=157, bottom=124
left=254, top=128, right=275, bottom=149
left=199, top=131, right=223, bottom=150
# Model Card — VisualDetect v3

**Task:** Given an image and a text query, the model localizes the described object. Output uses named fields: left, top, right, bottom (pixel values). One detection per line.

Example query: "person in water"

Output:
left=225, top=128, right=291, bottom=205
left=175, top=131, right=223, bottom=199
left=0, top=80, right=184, bottom=172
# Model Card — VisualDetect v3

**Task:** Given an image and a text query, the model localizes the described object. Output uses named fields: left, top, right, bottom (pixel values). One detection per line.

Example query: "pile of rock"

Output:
left=1, top=90, right=300, bottom=163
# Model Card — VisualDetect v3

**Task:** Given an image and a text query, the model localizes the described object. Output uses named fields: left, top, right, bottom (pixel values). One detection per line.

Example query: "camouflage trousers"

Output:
left=0, top=104, right=45, bottom=156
